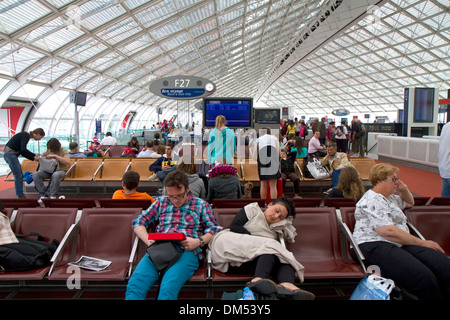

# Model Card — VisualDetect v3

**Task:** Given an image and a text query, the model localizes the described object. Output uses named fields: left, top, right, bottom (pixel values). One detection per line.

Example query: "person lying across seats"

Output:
left=209, top=196, right=315, bottom=300
left=352, top=163, right=450, bottom=300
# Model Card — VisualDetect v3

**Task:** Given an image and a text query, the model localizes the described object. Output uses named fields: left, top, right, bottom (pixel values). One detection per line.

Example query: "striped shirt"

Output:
left=0, top=213, right=18, bottom=245
left=132, top=193, right=222, bottom=257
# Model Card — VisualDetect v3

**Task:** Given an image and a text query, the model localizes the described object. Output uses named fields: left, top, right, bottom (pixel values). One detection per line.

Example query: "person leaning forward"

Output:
left=125, top=170, right=222, bottom=300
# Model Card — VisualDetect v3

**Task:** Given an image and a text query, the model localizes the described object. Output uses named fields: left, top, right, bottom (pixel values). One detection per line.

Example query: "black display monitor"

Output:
left=203, top=97, right=253, bottom=128
left=254, top=108, right=280, bottom=124
left=414, top=87, right=435, bottom=123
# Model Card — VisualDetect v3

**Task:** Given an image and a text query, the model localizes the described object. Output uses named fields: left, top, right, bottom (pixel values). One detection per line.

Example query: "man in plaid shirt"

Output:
left=126, top=170, right=222, bottom=300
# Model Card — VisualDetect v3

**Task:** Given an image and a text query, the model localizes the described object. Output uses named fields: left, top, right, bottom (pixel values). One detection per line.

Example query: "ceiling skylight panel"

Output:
left=76, top=1, right=127, bottom=30
left=59, top=38, right=107, bottom=64
left=426, top=12, right=450, bottom=30
left=101, top=82, right=127, bottom=97
left=161, top=33, right=189, bottom=51
left=105, top=61, right=137, bottom=78
left=149, top=18, right=184, bottom=41
left=132, top=46, right=163, bottom=64
left=145, top=55, right=171, bottom=70
left=115, top=86, right=137, bottom=99
left=405, top=0, right=440, bottom=18
left=82, top=76, right=114, bottom=93
left=27, top=59, right=75, bottom=84
left=117, top=34, right=153, bottom=56
left=177, top=53, right=200, bottom=66
left=189, top=20, right=217, bottom=38
left=127, top=88, right=145, bottom=102
left=196, top=34, right=219, bottom=51
left=96, top=18, right=141, bottom=46
left=134, top=74, right=157, bottom=87
left=0, top=0, right=51, bottom=34
left=217, top=0, right=244, bottom=12
left=123, top=0, right=151, bottom=11
left=0, top=48, right=44, bottom=77
left=169, top=44, right=196, bottom=60
left=218, top=7, right=245, bottom=25
left=182, top=2, right=215, bottom=26
left=416, top=34, right=447, bottom=48
left=85, top=52, right=124, bottom=72
left=408, top=50, right=439, bottom=64
left=400, top=22, right=430, bottom=39
left=59, top=70, right=96, bottom=90
left=135, top=0, right=177, bottom=28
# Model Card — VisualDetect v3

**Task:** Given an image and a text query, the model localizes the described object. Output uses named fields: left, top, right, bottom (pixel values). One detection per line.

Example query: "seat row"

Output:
left=1, top=194, right=443, bottom=217
left=2, top=205, right=447, bottom=293
left=6, top=156, right=376, bottom=183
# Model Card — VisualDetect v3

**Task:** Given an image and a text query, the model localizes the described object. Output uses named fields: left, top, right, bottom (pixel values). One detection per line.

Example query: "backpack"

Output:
left=0, top=233, right=58, bottom=272
left=336, top=126, right=344, bottom=137
left=300, top=126, right=308, bottom=138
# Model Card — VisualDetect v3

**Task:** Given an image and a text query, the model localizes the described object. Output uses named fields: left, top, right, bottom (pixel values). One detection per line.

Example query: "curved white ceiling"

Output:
left=0, top=0, right=448, bottom=121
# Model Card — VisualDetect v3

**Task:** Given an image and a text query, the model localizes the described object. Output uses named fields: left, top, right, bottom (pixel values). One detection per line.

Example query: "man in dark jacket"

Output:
left=280, top=149, right=301, bottom=198
left=149, top=143, right=178, bottom=187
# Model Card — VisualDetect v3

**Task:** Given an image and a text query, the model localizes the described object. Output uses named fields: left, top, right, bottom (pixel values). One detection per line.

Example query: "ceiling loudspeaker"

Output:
left=69, top=91, right=87, bottom=106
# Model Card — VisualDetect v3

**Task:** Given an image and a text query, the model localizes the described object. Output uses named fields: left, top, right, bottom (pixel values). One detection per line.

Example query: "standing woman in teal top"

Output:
left=207, top=115, right=236, bottom=166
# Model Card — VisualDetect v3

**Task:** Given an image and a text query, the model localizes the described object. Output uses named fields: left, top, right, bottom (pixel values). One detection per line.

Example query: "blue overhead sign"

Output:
left=150, top=76, right=215, bottom=100
left=161, top=88, right=205, bottom=98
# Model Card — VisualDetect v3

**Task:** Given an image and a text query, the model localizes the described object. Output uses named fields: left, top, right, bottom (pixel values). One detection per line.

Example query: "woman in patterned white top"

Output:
left=353, top=163, right=450, bottom=300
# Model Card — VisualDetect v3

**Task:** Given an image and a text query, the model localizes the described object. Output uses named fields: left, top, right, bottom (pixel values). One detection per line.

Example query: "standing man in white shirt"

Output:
left=100, top=132, right=117, bottom=146
left=438, top=121, right=450, bottom=197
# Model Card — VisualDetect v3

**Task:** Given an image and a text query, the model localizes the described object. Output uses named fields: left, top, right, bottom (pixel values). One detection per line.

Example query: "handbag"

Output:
left=306, top=158, right=329, bottom=179
left=38, top=157, right=58, bottom=174
left=350, top=274, right=395, bottom=300
left=146, top=241, right=183, bottom=273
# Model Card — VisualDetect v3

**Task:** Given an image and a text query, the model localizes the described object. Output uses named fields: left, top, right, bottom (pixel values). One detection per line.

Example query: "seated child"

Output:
left=280, top=149, right=301, bottom=198
left=112, top=170, right=155, bottom=201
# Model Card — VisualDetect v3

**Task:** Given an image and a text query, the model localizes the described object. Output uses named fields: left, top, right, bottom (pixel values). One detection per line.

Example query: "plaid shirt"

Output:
left=132, top=192, right=222, bottom=257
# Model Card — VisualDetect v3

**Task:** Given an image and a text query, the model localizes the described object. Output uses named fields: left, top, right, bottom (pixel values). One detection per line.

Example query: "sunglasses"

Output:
left=386, top=177, right=400, bottom=183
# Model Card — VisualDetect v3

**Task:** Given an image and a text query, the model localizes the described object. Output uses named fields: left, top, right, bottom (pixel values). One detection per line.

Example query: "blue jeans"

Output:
left=156, top=166, right=177, bottom=187
left=125, top=250, right=199, bottom=300
left=33, top=170, right=66, bottom=197
left=442, top=178, right=450, bottom=197
left=4, top=153, right=24, bottom=197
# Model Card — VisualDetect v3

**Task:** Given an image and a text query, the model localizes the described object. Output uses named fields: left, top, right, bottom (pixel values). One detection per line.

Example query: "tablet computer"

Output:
left=148, top=232, right=186, bottom=240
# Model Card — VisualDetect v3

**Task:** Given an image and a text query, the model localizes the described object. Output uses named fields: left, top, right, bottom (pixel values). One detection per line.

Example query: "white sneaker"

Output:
left=50, top=196, right=57, bottom=199
left=323, top=188, right=332, bottom=195
left=59, top=195, right=65, bottom=199
left=149, top=173, right=157, bottom=181
left=38, top=196, right=48, bottom=204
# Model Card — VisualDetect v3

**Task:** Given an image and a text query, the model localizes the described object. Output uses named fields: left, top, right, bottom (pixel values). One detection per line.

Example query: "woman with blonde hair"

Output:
left=352, top=163, right=450, bottom=300
left=324, top=166, right=365, bottom=202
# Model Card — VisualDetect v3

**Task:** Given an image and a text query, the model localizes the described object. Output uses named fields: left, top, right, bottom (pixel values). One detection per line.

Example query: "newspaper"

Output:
left=69, top=256, right=112, bottom=271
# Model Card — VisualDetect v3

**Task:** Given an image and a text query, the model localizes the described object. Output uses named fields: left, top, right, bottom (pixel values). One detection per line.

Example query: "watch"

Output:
left=199, top=237, right=205, bottom=247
